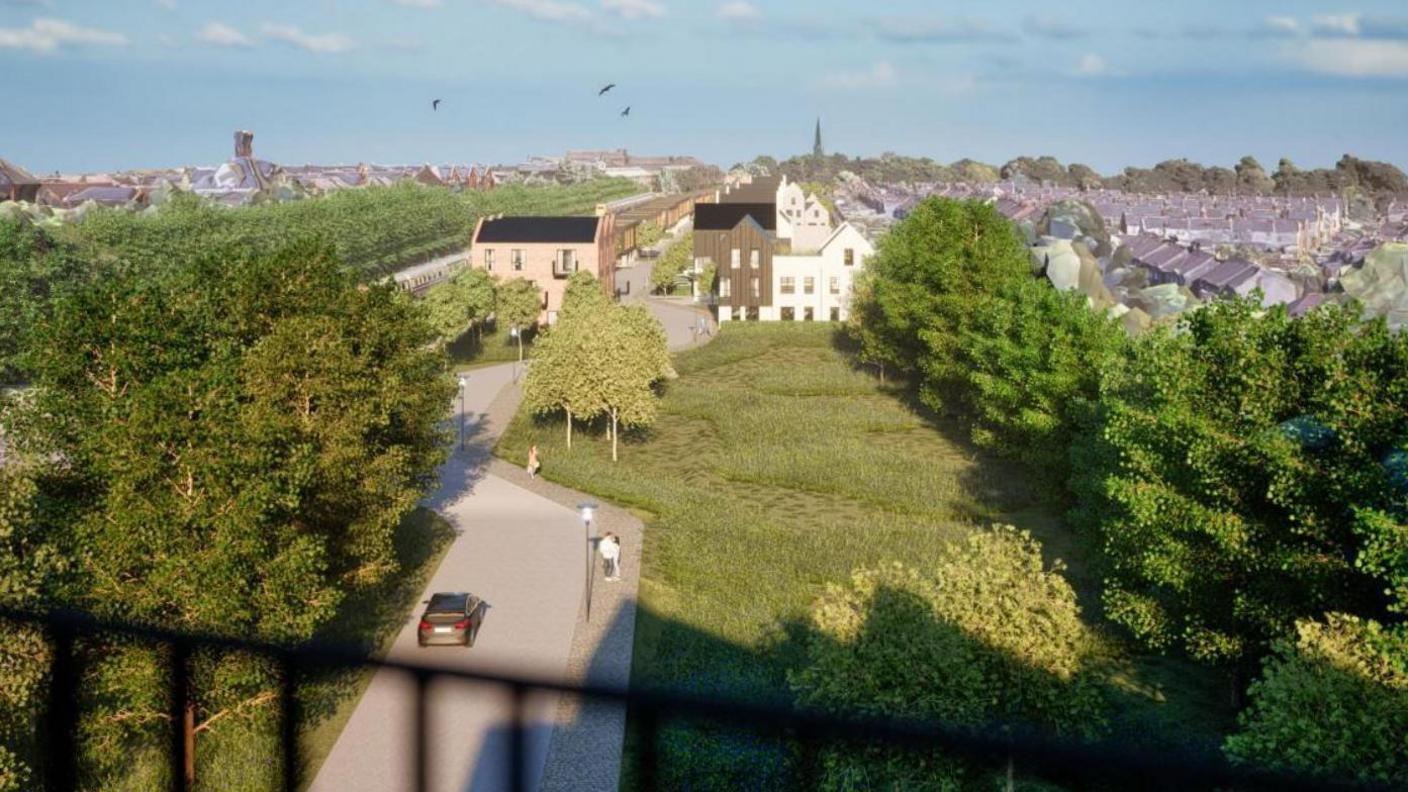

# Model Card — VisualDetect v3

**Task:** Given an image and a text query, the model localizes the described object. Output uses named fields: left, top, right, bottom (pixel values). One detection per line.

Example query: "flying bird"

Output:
left=620, top=106, right=631, bottom=117
left=432, top=99, right=441, bottom=111
left=598, top=83, right=615, bottom=96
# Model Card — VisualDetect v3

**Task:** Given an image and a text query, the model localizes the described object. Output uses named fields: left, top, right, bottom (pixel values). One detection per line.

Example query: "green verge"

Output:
left=494, top=322, right=1233, bottom=788
left=447, top=325, right=536, bottom=370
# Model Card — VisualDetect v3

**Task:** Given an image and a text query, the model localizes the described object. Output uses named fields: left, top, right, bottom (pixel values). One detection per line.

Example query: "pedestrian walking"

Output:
left=599, top=532, right=621, bottom=581
left=527, top=444, right=540, bottom=479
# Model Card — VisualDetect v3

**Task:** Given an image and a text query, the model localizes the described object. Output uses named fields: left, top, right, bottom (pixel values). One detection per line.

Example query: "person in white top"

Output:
left=599, top=532, right=621, bottom=581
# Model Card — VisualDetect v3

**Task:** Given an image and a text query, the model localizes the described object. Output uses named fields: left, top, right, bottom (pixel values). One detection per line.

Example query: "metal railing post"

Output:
left=280, top=652, right=301, bottom=792
left=413, top=669, right=430, bottom=792
left=44, top=621, right=79, bottom=792
left=168, top=639, right=192, bottom=792
left=634, top=703, right=659, bottom=792
left=508, top=683, right=526, bottom=792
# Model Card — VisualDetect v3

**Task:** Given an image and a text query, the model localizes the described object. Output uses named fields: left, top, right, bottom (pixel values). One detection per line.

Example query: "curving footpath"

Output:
left=310, top=292, right=710, bottom=792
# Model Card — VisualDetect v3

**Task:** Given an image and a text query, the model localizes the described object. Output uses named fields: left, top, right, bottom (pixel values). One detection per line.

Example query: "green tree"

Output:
left=561, top=270, right=609, bottom=317
left=523, top=309, right=608, bottom=449
left=599, top=304, right=674, bottom=461
left=1225, top=614, right=1408, bottom=785
left=790, top=526, right=1108, bottom=789
left=495, top=277, right=542, bottom=364
left=9, top=238, right=452, bottom=782
left=651, top=231, right=693, bottom=295
left=635, top=221, right=665, bottom=249
left=1072, top=299, right=1408, bottom=667
left=852, top=197, right=1032, bottom=412
left=695, top=259, right=715, bottom=300
left=959, top=278, right=1127, bottom=472
left=422, top=267, right=497, bottom=343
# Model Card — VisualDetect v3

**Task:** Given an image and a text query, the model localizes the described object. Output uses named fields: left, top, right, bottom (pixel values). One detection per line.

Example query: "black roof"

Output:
left=694, top=202, right=776, bottom=232
left=476, top=216, right=600, bottom=243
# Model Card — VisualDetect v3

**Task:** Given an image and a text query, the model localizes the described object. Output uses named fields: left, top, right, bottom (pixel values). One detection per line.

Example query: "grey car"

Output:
left=416, top=592, right=485, bottom=647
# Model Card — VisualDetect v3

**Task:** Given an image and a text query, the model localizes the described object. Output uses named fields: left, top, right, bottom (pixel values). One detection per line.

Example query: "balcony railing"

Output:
left=0, top=606, right=1385, bottom=792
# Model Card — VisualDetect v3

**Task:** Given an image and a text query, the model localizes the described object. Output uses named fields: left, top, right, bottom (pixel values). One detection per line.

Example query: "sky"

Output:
left=3, top=0, right=1408, bottom=175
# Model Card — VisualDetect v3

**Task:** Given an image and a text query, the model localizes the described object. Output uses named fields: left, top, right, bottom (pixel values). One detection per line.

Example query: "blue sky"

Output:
left=3, top=0, right=1408, bottom=174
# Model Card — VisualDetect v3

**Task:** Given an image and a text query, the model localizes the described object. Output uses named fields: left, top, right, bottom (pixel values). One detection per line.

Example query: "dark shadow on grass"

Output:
left=531, top=587, right=1247, bottom=792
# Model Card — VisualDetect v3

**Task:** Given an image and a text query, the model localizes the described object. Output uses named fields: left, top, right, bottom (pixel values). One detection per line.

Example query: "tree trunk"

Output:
left=183, top=700, right=196, bottom=787
left=611, top=409, right=618, bottom=462
left=566, top=408, right=573, bottom=449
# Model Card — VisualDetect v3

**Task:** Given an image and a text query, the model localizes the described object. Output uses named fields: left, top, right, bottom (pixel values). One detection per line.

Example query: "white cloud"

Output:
left=1312, top=13, right=1360, bottom=37
left=717, top=1, right=759, bottom=22
left=490, top=0, right=593, bottom=22
left=197, top=22, right=252, bottom=47
left=0, top=18, right=128, bottom=52
left=874, top=16, right=1011, bottom=44
left=603, top=0, right=664, bottom=19
left=1023, top=14, right=1085, bottom=40
left=1263, top=16, right=1301, bottom=36
left=261, top=23, right=354, bottom=53
left=823, top=60, right=896, bottom=89
left=1297, top=39, right=1408, bottom=77
left=1075, top=53, right=1109, bottom=76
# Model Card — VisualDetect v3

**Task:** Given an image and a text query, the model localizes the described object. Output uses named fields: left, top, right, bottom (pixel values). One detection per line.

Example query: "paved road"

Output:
left=614, top=220, right=714, bottom=351
left=310, top=363, right=588, bottom=792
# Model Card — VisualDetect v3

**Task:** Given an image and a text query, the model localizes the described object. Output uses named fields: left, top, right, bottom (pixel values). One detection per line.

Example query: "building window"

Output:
left=803, top=277, right=815, bottom=295
left=719, top=276, right=731, bottom=298
left=750, top=276, right=760, bottom=299
left=829, top=307, right=840, bottom=322
left=730, top=248, right=741, bottom=268
left=803, top=307, right=814, bottom=321
left=512, top=249, right=525, bottom=271
left=780, top=276, right=795, bottom=294
left=844, top=248, right=855, bottom=267
left=484, top=249, right=495, bottom=270
left=746, top=306, right=759, bottom=321
left=781, top=307, right=795, bottom=321
left=749, top=249, right=760, bottom=268
left=553, top=249, right=575, bottom=278
left=829, top=277, right=840, bottom=295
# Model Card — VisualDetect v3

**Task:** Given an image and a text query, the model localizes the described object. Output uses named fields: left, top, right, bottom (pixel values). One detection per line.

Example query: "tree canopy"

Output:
left=1, top=236, right=452, bottom=782
left=495, top=277, right=542, bottom=332
left=421, top=266, right=497, bottom=343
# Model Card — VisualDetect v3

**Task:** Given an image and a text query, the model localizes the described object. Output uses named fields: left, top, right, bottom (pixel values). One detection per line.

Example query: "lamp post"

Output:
left=510, top=325, right=522, bottom=383
left=578, top=502, right=598, bottom=622
left=457, top=374, right=467, bottom=451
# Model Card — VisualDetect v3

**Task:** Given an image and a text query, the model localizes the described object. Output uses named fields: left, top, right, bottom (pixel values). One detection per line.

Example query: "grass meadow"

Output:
left=495, top=321, right=1232, bottom=786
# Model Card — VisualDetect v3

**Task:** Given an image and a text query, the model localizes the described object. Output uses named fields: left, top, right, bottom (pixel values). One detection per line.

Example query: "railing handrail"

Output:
left=1, top=605, right=1384, bottom=792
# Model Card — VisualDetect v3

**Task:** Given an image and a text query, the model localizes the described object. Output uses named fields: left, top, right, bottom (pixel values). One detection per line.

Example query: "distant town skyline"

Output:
left=3, top=0, right=1408, bottom=174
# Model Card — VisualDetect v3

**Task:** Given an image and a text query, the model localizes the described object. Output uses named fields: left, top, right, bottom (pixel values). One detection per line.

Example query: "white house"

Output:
left=745, top=222, right=874, bottom=322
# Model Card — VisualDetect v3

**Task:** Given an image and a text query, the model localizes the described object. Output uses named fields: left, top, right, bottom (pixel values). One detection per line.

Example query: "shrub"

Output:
left=790, top=526, right=1108, bottom=789
left=1225, top=614, right=1408, bottom=785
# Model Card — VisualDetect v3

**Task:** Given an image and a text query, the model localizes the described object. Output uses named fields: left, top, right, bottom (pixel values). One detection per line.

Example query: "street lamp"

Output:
left=578, top=501, right=598, bottom=622
left=510, top=324, right=522, bottom=382
left=457, top=374, right=468, bottom=451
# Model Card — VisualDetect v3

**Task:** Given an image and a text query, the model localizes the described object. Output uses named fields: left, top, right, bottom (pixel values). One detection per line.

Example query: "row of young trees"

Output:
left=848, top=196, right=1408, bottom=785
left=0, top=234, right=455, bottom=788
left=522, top=272, right=673, bottom=461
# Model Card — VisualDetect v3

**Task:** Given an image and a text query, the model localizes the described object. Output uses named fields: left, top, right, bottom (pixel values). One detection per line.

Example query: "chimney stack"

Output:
left=234, top=130, right=254, bottom=159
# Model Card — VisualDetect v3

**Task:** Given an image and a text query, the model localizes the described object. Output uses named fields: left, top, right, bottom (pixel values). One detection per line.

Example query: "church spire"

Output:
left=813, top=117, right=824, bottom=158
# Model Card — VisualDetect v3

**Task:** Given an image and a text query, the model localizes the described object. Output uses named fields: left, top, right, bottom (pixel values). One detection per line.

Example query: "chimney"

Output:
left=234, top=130, right=254, bottom=159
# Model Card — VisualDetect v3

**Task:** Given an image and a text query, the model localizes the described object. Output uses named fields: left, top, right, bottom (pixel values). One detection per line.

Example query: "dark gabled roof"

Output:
left=694, top=202, right=776, bottom=232
left=476, top=216, right=601, bottom=244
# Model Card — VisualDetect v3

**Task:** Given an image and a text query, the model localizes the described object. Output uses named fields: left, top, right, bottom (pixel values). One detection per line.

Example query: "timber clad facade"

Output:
left=693, top=202, right=778, bottom=316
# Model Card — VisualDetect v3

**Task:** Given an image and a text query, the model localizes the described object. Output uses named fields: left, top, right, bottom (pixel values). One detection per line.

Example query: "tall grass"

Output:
left=497, top=322, right=1234, bottom=787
